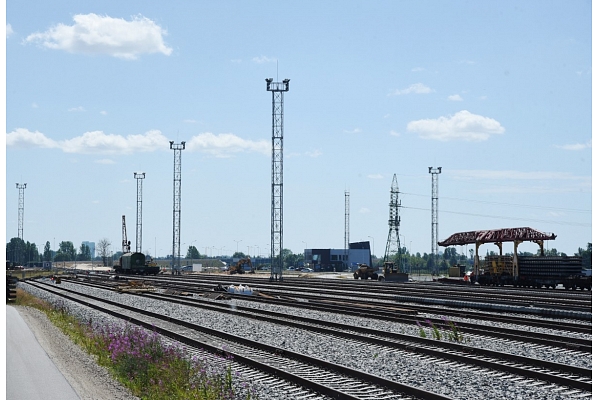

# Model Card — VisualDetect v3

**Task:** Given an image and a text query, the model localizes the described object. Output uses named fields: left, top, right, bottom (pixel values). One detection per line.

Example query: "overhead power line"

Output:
left=400, top=205, right=591, bottom=228
left=399, top=192, right=591, bottom=214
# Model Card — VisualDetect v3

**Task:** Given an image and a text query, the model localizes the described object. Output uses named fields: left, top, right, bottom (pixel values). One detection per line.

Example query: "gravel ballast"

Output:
left=20, top=280, right=592, bottom=400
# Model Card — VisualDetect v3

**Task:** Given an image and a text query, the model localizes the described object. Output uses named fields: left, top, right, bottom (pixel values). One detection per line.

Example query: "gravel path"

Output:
left=10, top=305, right=139, bottom=400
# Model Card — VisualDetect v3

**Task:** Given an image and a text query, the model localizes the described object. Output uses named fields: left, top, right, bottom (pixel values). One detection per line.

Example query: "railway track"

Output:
left=25, top=277, right=592, bottom=398
left=69, top=276, right=592, bottom=353
left=95, top=274, right=592, bottom=334
left=25, top=280, right=450, bottom=400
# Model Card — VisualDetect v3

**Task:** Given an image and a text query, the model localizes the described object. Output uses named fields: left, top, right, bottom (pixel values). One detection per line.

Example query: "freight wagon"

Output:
left=476, top=255, right=591, bottom=290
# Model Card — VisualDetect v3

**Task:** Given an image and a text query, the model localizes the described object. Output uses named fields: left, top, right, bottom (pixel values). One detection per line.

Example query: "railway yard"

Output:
left=15, top=272, right=592, bottom=400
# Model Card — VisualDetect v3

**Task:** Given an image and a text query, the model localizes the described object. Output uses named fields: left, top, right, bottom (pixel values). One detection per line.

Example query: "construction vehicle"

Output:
left=229, top=258, right=255, bottom=274
left=379, top=261, right=409, bottom=282
left=353, top=263, right=379, bottom=280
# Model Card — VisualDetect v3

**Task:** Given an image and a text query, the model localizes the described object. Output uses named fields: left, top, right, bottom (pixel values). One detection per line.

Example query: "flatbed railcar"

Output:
left=113, top=252, right=160, bottom=275
left=475, top=255, right=591, bottom=290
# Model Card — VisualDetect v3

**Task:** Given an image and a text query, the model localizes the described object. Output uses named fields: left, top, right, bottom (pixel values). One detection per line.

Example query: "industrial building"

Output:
left=304, top=241, right=372, bottom=272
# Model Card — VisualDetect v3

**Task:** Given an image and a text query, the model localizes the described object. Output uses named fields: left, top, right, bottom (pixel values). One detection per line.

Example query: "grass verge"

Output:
left=12, top=288, right=259, bottom=400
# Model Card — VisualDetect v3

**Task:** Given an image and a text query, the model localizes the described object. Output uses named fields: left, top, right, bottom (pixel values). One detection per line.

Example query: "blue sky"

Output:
left=4, top=1, right=593, bottom=260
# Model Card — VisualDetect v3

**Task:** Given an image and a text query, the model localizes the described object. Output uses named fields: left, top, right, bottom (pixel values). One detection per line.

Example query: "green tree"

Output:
left=577, top=243, right=592, bottom=269
left=43, top=241, right=52, bottom=262
left=56, top=241, right=76, bottom=262
left=186, top=245, right=201, bottom=260
left=6, top=238, right=38, bottom=265
left=232, top=251, right=247, bottom=259
left=78, top=243, right=91, bottom=261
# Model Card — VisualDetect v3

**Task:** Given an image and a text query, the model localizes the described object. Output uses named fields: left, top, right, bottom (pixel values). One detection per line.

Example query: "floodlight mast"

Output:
left=266, top=78, right=290, bottom=282
left=16, top=183, right=26, bottom=241
left=170, top=141, right=185, bottom=275
left=429, top=167, right=442, bottom=275
left=15, top=183, right=26, bottom=266
left=134, top=172, right=146, bottom=253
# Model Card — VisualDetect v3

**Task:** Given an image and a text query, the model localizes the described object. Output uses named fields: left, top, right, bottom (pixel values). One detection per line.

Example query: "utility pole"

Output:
left=134, top=172, right=145, bottom=253
left=429, top=167, right=442, bottom=275
left=170, top=141, right=185, bottom=275
left=266, top=77, right=290, bottom=282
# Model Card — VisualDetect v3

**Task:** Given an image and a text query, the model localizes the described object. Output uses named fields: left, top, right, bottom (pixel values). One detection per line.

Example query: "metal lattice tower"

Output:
left=170, top=141, right=185, bottom=275
left=383, top=174, right=401, bottom=266
left=429, top=167, right=442, bottom=274
left=16, top=183, right=26, bottom=240
left=134, top=172, right=146, bottom=253
left=266, top=78, right=290, bottom=282
left=344, top=191, right=350, bottom=268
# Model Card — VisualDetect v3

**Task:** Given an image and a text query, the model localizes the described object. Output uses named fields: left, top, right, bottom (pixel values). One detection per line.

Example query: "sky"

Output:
left=3, top=1, right=594, bottom=260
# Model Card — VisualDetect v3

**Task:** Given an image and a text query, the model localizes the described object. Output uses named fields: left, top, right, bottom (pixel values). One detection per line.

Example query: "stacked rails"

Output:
left=7, top=276, right=18, bottom=301
left=518, top=256, right=583, bottom=278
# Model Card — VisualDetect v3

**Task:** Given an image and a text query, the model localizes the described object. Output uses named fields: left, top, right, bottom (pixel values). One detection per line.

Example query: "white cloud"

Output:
left=68, top=106, right=85, bottom=112
left=448, top=94, right=463, bottom=101
left=187, top=132, right=270, bottom=157
left=554, top=140, right=591, bottom=151
left=7, top=128, right=168, bottom=154
left=252, top=55, right=277, bottom=64
left=343, top=128, right=362, bottom=134
left=479, top=95, right=488, bottom=100
left=367, top=174, right=383, bottom=179
left=407, top=110, right=505, bottom=142
left=411, top=67, right=424, bottom=72
left=7, top=23, right=14, bottom=38
left=61, top=129, right=168, bottom=154
left=389, top=130, right=401, bottom=137
left=7, top=128, right=271, bottom=157
left=6, top=128, right=59, bottom=149
left=389, top=83, right=434, bottom=96
left=230, top=59, right=242, bottom=63
left=32, top=102, right=38, bottom=108
left=359, top=207, right=371, bottom=214
left=24, top=13, right=172, bottom=60
left=305, top=149, right=322, bottom=158
left=100, top=110, right=107, bottom=115
left=183, top=119, right=197, bottom=123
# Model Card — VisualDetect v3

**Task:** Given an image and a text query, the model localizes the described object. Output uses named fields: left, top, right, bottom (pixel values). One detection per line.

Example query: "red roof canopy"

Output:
left=438, top=227, right=556, bottom=247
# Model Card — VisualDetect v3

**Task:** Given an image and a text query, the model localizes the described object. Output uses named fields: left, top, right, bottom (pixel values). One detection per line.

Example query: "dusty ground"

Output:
left=11, top=305, right=139, bottom=400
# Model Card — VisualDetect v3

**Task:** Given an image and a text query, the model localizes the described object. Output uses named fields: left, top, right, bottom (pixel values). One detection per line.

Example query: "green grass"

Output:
left=12, top=288, right=259, bottom=400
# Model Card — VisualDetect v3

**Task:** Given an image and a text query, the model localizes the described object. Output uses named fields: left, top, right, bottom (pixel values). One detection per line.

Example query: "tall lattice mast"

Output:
left=170, top=141, right=185, bottom=275
left=344, top=191, right=350, bottom=268
left=15, top=183, right=26, bottom=266
left=134, top=172, right=146, bottom=253
left=16, top=183, right=26, bottom=240
left=266, top=77, right=290, bottom=282
left=429, top=167, right=442, bottom=275
left=383, top=174, right=401, bottom=266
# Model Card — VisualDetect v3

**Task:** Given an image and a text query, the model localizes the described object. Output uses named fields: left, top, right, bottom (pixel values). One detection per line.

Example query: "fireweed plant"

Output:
left=15, top=288, right=259, bottom=400
left=415, top=317, right=465, bottom=343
